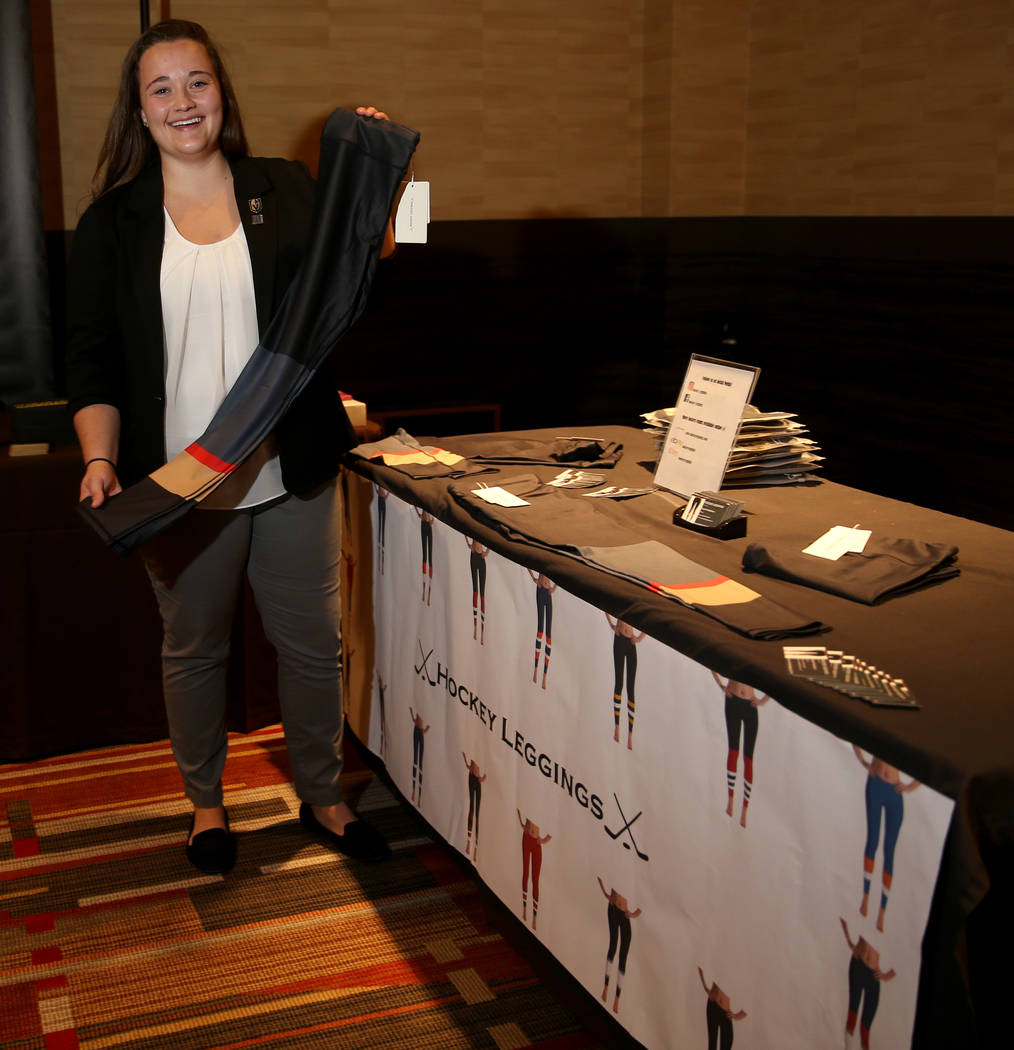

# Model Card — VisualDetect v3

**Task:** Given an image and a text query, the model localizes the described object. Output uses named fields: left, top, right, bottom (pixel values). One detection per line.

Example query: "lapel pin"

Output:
left=248, top=197, right=264, bottom=225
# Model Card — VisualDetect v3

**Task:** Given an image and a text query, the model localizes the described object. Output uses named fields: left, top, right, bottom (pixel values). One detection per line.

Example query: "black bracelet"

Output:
left=85, top=457, right=117, bottom=469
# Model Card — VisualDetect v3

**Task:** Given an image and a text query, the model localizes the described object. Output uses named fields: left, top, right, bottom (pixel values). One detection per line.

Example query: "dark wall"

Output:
left=52, top=216, right=1014, bottom=530
left=335, top=216, right=1014, bottom=530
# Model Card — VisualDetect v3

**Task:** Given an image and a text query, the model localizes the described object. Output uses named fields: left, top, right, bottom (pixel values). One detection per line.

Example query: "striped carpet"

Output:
left=0, top=727, right=621, bottom=1049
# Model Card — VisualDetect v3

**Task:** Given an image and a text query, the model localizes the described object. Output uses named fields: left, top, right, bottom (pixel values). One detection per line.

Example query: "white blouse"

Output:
left=160, top=209, right=284, bottom=509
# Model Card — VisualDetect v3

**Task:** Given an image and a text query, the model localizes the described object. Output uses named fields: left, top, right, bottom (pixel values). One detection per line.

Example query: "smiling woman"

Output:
left=138, top=40, right=224, bottom=162
left=65, top=18, right=399, bottom=876
left=90, top=20, right=248, bottom=200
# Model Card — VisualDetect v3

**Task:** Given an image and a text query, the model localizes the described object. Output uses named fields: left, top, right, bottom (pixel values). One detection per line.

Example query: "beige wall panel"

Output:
left=49, top=0, right=646, bottom=226
left=741, top=0, right=1013, bottom=215
left=44, top=0, right=1014, bottom=223
left=668, top=0, right=750, bottom=215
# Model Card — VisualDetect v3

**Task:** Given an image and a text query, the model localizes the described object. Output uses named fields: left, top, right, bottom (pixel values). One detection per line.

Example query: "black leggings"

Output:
left=470, top=551, right=486, bottom=595
left=536, top=585, right=552, bottom=635
left=613, top=635, right=637, bottom=698
left=606, top=902, right=632, bottom=971
left=420, top=520, right=433, bottom=565
left=724, top=694, right=758, bottom=757
left=706, top=998, right=734, bottom=1050
left=847, top=955, right=880, bottom=1033
left=467, top=771, right=481, bottom=830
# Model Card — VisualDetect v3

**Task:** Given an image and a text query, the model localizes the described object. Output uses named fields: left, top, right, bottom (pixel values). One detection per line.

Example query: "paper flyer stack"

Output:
left=642, top=404, right=824, bottom=487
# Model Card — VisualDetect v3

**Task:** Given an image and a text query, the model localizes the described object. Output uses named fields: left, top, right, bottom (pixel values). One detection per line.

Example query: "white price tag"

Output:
left=802, top=525, right=871, bottom=560
left=395, top=181, right=430, bottom=243
left=471, top=486, right=530, bottom=508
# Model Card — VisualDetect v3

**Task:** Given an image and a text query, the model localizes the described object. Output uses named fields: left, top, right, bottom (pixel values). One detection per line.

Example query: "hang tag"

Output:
left=395, top=181, right=430, bottom=243
left=802, top=525, right=871, bottom=560
left=471, top=486, right=530, bottom=508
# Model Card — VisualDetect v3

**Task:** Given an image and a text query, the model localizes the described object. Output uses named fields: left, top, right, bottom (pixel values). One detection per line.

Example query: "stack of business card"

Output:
left=782, top=646, right=918, bottom=708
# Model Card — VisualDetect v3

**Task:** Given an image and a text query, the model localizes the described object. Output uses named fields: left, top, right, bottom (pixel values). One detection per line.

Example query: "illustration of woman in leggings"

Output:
left=527, top=569, right=557, bottom=689
left=518, top=810, right=551, bottom=929
left=597, top=877, right=642, bottom=1014
left=375, top=483, right=388, bottom=574
left=415, top=506, right=434, bottom=605
left=408, top=707, right=430, bottom=806
left=465, top=537, right=489, bottom=644
left=711, top=672, right=769, bottom=828
left=841, top=918, right=895, bottom=1049
left=697, top=967, right=747, bottom=1049
left=376, top=673, right=389, bottom=761
left=605, top=614, right=645, bottom=750
left=463, top=753, right=487, bottom=860
left=853, top=747, right=920, bottom=931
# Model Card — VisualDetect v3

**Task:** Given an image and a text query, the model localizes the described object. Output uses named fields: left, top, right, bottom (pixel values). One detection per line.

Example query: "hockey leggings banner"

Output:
left=77, top=109, right=419, bottom=556
left=347, top=479, right=954, bottom=1050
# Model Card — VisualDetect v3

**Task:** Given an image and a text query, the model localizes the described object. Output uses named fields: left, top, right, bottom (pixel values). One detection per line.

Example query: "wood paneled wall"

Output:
left=39, top=0, right=1013, bottom=228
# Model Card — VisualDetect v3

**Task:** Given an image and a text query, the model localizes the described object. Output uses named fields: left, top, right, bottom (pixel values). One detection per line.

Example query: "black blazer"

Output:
left=66, top=155, right=355, bottom=492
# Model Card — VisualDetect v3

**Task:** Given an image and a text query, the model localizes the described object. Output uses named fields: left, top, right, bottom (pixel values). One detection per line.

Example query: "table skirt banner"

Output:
left=343, top=477, right=954, bottom=1050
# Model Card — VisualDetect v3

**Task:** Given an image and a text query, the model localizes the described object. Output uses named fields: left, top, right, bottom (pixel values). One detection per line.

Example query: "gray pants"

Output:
left=142, top=481, right=344, bottom=809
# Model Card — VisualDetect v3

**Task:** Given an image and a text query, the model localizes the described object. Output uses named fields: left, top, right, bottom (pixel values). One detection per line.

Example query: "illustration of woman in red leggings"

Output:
left=465, top=537, right=489, bottom=644
left=711, top=671, right=769, bottom=828
left=597, top=878, right=642, bottom=1014
left=463, top=753, right=487, bottom=860
left=841, top=918, right=896, bottom=1049
left=527, top=569, right=557, bottom=689
left=415, top=506, right=434, bottom=605
left=518, top=810, right=551, bottom=929
left=605, top=614, right=645, bottom=750
left=853, top=747, right=920, bottom=931
left=697, top=967, right=747, bottom=1049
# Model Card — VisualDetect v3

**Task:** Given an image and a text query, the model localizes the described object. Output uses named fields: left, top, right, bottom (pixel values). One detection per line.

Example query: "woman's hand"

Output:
left=80, top=460, right=122, bottom=508
left=356, top=106, right=389, bottom=121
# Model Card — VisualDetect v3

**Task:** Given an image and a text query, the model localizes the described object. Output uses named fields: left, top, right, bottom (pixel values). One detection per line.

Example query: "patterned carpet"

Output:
left=0, top=727, right=623, bottom=1049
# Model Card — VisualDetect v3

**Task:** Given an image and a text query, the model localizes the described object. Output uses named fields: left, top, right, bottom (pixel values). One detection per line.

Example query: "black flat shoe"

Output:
left=185, top=812, right=236, bottom=875
left=299, top=802, right=391, bottom=863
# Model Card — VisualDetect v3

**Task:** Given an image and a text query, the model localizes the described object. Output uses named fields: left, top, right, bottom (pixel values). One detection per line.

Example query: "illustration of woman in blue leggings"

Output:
left=527, top=569, right=557, bottom=689
left=606, top=614, right=645, bottom=750
left=409, top=706, right=430, bottom=806
left=597, top=877, right=642, bottom=1014
left=853, top=748, right=920, bottom=931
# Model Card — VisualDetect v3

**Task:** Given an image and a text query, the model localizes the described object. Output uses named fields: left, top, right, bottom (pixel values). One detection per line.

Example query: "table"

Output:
left=341, top=425, right=1011, bottom=1050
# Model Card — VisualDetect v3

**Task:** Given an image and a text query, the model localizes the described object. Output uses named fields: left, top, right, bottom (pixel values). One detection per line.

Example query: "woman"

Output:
left=518, top=810, right=552, bottom=929
left=462, top=753, right=487, bottom=859
left=711, top=671, right=769, bottom=828
left=66, top=20, right=397, bottom=874
left=527, top=568, right=556, bottom=688
left=596, top=877, right=642, bottom=1014
left=605, top=614, right=645, bottom=749
left=840, top=918, right=896, bottom=1049
left=853, top=747, right=920, bottom=931
left=465, top=536, right=489, bottom=643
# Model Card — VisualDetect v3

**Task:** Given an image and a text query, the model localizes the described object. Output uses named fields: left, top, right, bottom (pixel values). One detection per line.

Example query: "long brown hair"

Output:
left=90, top=19, right=249, bottom=200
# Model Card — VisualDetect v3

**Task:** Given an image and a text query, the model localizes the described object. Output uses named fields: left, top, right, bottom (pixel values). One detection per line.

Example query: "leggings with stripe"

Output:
left=613, top=634, right=637, bottom=728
